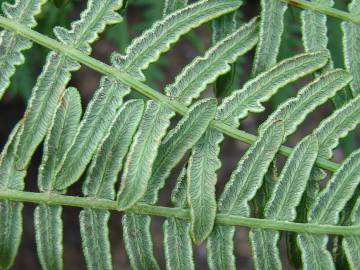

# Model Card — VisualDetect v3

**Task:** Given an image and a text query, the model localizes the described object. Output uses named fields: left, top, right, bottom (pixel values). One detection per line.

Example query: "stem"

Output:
left=0, top=15, right=340, bottom=172
left=0, top=190, right=358, bottom=236
left=281, top=0, right=360, bottom=24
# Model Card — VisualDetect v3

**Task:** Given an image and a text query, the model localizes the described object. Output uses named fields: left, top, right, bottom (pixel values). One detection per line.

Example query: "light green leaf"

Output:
left=142, top=98, right=217, bottom=204
left=15, top=0, right=123, bottom=170
left=206, top=225, right=236, bottom=270
left=112, top=0, right=243, bottom=81
left=35, top=88, right=81, bottom=270
left=218, top=121, right=284, bottom=216
left=79, top=100, right=143, bottom=270
left=206, top=122, right=284, bottom=269
left=164, top=218, right=194, bottom=270
left=343, top=197, right=360, bottom=269
left=122, top=213, right=160, bottom=270
left=55, top=79, right=129, bottom=190
left=0, top=0, right=46, bottom=99
left=342, top=0, right=360, bottom=96
left=0, top=124, right=24, bottom=270
left=80, top=209, right=112, bottom=270
left=218, top=51, right=329, bottom=127
left=163, top=165, right=194, bottom=270
left=314, top=93, right=360, bottom=159
left=165, top=16, right=258, bottom=105
left=83, top=99, right=144, bottom=200
left=117, top=101, right=171, bottom=209
left=163, top=0, right=188, bottom=16
left=301, top=0, right=333, bottom=54
left=265, top=136, right=319, bottom=221
left=250, top=136, right=319, bottom=270
left=249, top=229, right=281, bottom=270
left=0, top=200, right=23, bottom=270
left=252, top=0, right=287, bottom=76
left=261, top=69, right=352, bottom=137
left=187, top=129, right=222, bottom=243
left=298, top=149, right=360, bottom=269
left=34, top=205, right=63, bottom=270
left=38, top=88, right=82, bottom=192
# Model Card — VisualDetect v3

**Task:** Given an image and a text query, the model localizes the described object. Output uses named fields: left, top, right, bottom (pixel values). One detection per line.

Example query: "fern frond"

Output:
left=111, top=0, right=242, bottom=81
left=261, top=69, right=352, bottom=137
left=252, top=0, right=287, bottom=76
left=187, top=129, right=222, bottom=243
left=0, top=0, right=46, bottom=99
left=298, top=149, right=360, bottom=269
left=79, top=100, right=144, bottom=270
left=207, top=121, right=284, bottom=269
left=35, top=87, right=81, bottom=270
left=54, top=79, right=129, bottom=190
left=0, top=124, right=24, bottom=269
left=250, top=136, right=319, bottom=270
left=144, top=98, right=217, bottom=204
left=301, top=0, right=333, bottom=54
left=117, top=101, right=172, bottom=209
left=123, top=213, right=160, bottom=270
left=218, top=51, right=329, bottom=127
left=15, top=0, right=123, bottom=170
left=342, top=0, right=360, bottom=96
left=165, top=16, right=259, bottom=105
left=164, top=167, right=195, bottom=270
left=343, top=197, right=360, bottom=269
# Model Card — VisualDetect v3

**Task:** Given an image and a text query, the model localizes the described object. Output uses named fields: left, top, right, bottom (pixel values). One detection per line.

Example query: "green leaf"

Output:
left=79, top=100, right=144, bottom=270
left=15, top=0, right=124, bottom=170
left=298, top=149, right=360, bottom=269
left=342, top=0, right=360, bottom=96
left=163, top=165, right=194, bottom=270
left=34, top=88, right=81, bottom=270
left=206, top=225, right=236, bottom=270
left=187, top=130, right=222, bottom=243
left=314, top=93, right=360, bottom=159
left=117, top=102, right=172, bottom=209
left=206, top=122, right=284, bottom=269
left=164, top=218, right=194, bottom=270
left=0, top=0, right=46, bottom=99
left=218, top=51, right=329, bottom=127
left=80, top=209, right=112, bottom=270
left=249, top=229, right=281, bottom=270
left=0, top=124, right=24, bottom=270
left=142, top=98, right=217, bottom=204
left=218, top=121, right=284, bottom=216
left=343, top=197, right=360, bottom=269
left=301, top=0, right=333, bottom=54
left=38, top=88, right=82, bottom=192
left=165, top=16, right=258, bottom=105
left=122, top=213, right=160, bottom=270
left=252, top=0, right=287, bottom=76
left=265, top=136, right=319, bottom=221
left=111, top=0, right=243, bottom=81
left=249, top=136, right=319, bottom=270
left=55, top=80, right=129, bottom=190
left=34, top=205, right=63, bottom=270
left=83, top=99, right=144, bottom=200
left=0, top=200, right=23, bottom=270
left=163, top=0, right=188, bottom=16
left=261, top=69, right=352, bottom=137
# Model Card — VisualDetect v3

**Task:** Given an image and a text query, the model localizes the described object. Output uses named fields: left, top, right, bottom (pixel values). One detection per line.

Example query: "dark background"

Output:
left=0, top=0, right=358, bottom=269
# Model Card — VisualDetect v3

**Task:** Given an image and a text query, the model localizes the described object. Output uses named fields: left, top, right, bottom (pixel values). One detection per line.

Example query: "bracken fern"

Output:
left=1, top=0, right=360, bottom=269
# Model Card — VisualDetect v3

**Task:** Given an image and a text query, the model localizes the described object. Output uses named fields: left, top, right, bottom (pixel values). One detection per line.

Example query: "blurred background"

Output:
left=0, top=0, right=358, bottom=269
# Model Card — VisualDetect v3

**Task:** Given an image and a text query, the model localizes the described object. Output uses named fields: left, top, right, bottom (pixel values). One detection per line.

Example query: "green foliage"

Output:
left=1, top=0, right=360, bottom=269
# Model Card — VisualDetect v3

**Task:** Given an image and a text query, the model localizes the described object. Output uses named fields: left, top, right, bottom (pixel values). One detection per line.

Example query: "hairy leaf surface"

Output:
left=0, top=0, right=46, bottom=99
left=252, top=0, right=287, bottom=76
